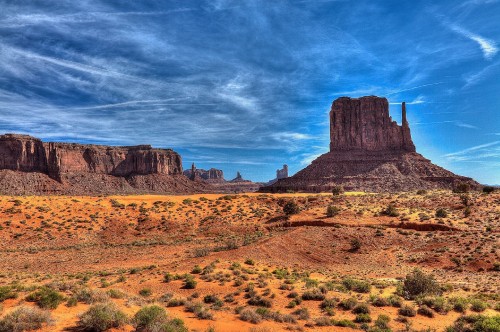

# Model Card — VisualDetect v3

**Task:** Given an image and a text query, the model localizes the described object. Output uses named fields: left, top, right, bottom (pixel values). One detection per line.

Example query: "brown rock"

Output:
left=0, top=134, right=209, bottom=195
left=263, top=96, right=479, bottom=193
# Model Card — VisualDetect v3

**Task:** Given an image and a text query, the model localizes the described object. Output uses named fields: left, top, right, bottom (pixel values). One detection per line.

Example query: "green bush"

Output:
left=183, top=275, right=197, bottom=289
left=398, top=305, right=416, bottom=317
left=374, top=314, right=390, bottom=329
left=339, top=297, right=358, bottom=310
left=331, top=186, right=344, bottom=196
left=435, top=208, right=448, bottom=218
left=301, top=289, right=325, bottom=301
left=446, top=314, right=500, bottom=332
left=0, top=306, right=52, bottom=332
left=79, top=302, right=128, bottom=332
left=382, top=204, right=399, bottom=217
left=0, top=286, right=17, bottom=302
left=470, top=299, right=488, bottom=312
left=139, top=288, right=152, bottom=297
left=26, top=287, right=65, bottom=310
left=417, top=305, right=434, bottom=318
left=283, top=201, right=300, bottom=215
left=401, top=269, right=440, bottom=299
left=239, top=308, right=262, bottom=324
left=450, top=297, right=469, bottom=313
left=352, top=303, right=370, bottom=314
left=326, top=205, right=340, bottom=217
left=342, top=278, right=371, bottom=293
left=482, top=186, right=495, bottom=194
left=133, top=305, right=168, bottom=331
left=354, top=313, right=371, bottom=323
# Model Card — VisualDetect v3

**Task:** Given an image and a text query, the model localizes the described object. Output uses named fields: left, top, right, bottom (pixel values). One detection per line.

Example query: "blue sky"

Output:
left=0, top=0, right=499, bottom=184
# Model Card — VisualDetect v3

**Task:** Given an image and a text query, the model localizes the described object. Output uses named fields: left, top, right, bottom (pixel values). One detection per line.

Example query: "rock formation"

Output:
left=0, top=134, right=209, bottom=195
left=263, top=96, right=479, bottom=193
left=183, top=164, right=225, bottom=182
left=265, top=164, right=289, bottom=185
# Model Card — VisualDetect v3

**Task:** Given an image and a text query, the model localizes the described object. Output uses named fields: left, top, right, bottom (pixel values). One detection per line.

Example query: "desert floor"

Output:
left=0, top=190, right=498, bottom=331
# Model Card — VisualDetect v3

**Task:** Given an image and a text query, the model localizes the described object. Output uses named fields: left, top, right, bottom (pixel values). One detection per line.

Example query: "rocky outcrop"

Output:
left=263, top=96, right=479, bottom=193
left=183, top=164, right=225, bottom=183
left=265, top=164, right=289, bottom=186
left=0, top=134, right=209, bottom=195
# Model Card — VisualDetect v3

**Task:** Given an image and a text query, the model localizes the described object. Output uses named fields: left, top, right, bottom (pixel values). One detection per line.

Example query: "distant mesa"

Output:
left=263, top=96, right=480, bottom=193
left=184, top=163, right=225, bottom=183
left=266, top=164, right=289, bottom=185
left=229, top=171, right=251, bottom=183
left=0, top=134, right=209, bottom=195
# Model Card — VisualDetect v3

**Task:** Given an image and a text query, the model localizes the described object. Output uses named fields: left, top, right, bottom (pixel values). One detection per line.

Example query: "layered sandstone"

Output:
left=263, top=96, right=479, bottom=192
left=184, top=164, right=225, bottom=183
left=0, top=134, right=208, bottom=195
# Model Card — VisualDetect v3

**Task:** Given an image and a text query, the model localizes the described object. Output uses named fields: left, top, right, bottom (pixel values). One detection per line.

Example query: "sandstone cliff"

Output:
left=0, top=134, right=209, bottom=195
left=263, top=96, right=479, bottom=193
left=183, top=164, right=225, bottom=183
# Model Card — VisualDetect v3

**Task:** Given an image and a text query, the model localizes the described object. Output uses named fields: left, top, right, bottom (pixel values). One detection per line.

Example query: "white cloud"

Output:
left=448, top=24, right=498, bottom=60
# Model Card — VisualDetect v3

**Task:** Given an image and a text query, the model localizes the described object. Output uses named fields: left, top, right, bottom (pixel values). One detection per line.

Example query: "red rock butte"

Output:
left=0, top=134, right=209, bottom=195
left=263, top=96, right=479, bottom=192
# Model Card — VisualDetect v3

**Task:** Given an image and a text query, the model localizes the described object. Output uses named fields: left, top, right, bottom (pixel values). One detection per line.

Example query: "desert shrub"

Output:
left=483, top=186, right=495, bottom=194
left=184, top=302, right=213, bottom=320
left=453, top=183, right=470, bottom=193
left=350, top=238, right=362, bottom=252
left=25, top=287, right=64, bottom=309
left=352, top=303, right=370, bottom=314
left=245, top=258, right=255, bottom=265
left=387, top=295, right=403, bottom=307
left=292, top=307, right=310, bottom=320
left=139, top=288, right=152, bottom=297
left=193, top=247, right=210, bottom=257
left=470, top=299, right=488, bottom=312
left=321, top=298, right=337, bottom=310
left=0, top=306, right=53, bottom=332
left=446, top=314, right=500, bottom=332
left=191, top=265, right=202, bottom=274
left=374, top=314, right=390, bottom=329
left=355, top=313, right=372, bottom=323
left=107, top=289, right=125, bottom=299
left=79, top=302, right=128, bottom=332
left=0, top=286, right=17, bottom=302
left=75, top=288, right=109, bottom=304
left=239, top=308, right=262, bottom=324
left=167, top=298, right=185, bottom=307
left=183, top=275, right=197, bottom=289
left=331, top=186, right=344, bottom=196
left=382, top=204, right=399, bottom=217
left=248, top=296, right=272, bottom=307
left=342, top=278, right=371, bottom=293
left=371, top=296, right=389, bottom=307
left=283, top=201, right=300, bottom=215
left=417, top=189, right=427, bottom=195
left=417, top=305, right=434, bottom=318
left=450, top=297, right=469, bottom=313
left=315, top=316, right=334, bottom=326
left=133, top=305, right=168, bottom=331
left=301, top=289, right=325, bottom=301
left=326, top=205, right=340, bottom=217
left=435, top=208, right=448, bottom=218
left=398, top=305, right=416, bottom=317
left=401, top=269, right=440, bottom=299
left=164, top=273, right=174, bottom=283
left=421, top=296, right=451, bottom=314
left=335, top=319, right=356, bottom=328
left=339, top=297, right=358, bottom=310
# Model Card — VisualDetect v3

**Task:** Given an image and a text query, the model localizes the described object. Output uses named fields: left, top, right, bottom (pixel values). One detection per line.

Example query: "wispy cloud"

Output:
left=445, top=141, right=500, bottom=161
left=447, top=24, right=498, bottom=60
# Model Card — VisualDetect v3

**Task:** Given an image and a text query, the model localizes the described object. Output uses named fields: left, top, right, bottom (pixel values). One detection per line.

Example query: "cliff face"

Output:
left=184, top=166, right=225, bottom=182
left=330, top=96, right=415, bottom=152
left=263, top=96, right=479, bottom=193
left=0, top=134, right=207, bottom=195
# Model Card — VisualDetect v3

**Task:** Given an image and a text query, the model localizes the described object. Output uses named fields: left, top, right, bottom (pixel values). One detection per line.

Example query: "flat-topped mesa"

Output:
left=0, top=134, right=183, bottom=182
left=330, top=96, right=415, bottom=153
